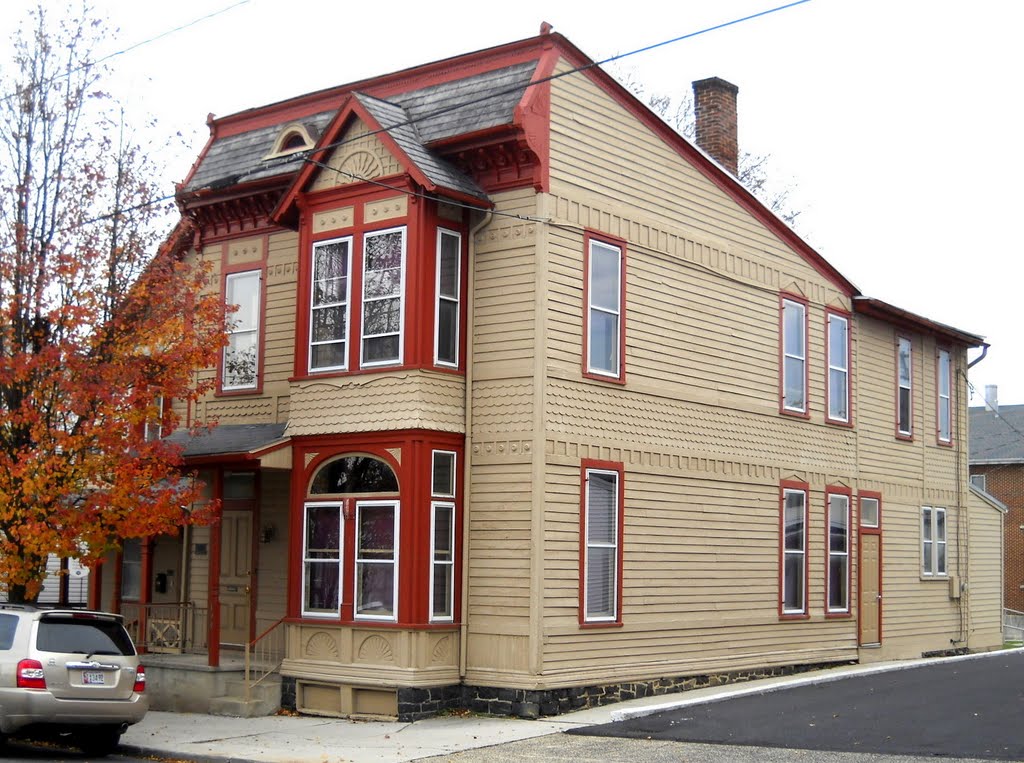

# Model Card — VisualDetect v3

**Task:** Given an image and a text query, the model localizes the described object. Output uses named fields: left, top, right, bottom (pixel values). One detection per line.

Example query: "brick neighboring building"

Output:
left=970, top=396, right=1024, bottom=610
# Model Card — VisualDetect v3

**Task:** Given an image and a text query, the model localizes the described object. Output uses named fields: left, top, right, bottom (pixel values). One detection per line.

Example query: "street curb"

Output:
left=608, top=647, right=1023, bottom=723
left=120, top=743, right=263, bottom=763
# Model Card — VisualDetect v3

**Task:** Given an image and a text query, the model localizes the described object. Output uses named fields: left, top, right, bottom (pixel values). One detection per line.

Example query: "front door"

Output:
left=219, top=510, right=253, bottom=646
left=859, top=532, right=882, bottom=645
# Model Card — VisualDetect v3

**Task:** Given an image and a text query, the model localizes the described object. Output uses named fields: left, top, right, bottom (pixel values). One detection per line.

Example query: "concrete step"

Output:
left=209, top=676, right=282, bottom=718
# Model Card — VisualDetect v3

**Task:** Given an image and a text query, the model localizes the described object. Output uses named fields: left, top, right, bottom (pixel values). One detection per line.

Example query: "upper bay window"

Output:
left=585, top=236, right=625, bottom=382
left=309, top=237, right=351, bottom=372
left=223, top=270, right=261, bottom=390
left=361, top=227, right=406, bottom=367
left=435, top=230, right=461, bottom=367
left=781, top=297, right=807, bottom=414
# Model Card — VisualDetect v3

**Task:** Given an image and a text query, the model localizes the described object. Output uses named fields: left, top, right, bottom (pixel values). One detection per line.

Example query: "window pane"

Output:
left=784, top=492, right=805, bottom=550
left=312, top=306, right=346, bottom=342
left=829, top=556, right=848, bottom=609
left=311, top=342, right=345, bottom=370
left=306, top=505, right=340, bottom=558
left=860, top=497, right=879, bottom=528
left=356, top=563, right=394, bottom=616
left=586, top=546, right=615, bottom=619
left=784, top=356, right=805, bottom=410
left=363, top=334, right=400, bottom=363
left=590, top=242, right=620, bottom=311
left=432, top=452, right=455, bottom=497
left=224, top=472, right=256, bottom=500
left=227, top=272, right=260, bottom=332
left=899, top=387, right=911, bottom=433
left=937, top=542, right=946, bottom=574
left=898, top=339, right=912, bottom=385
left=829, top=368, right=848, bottom=420
left=305, top=562, right=339, bottom=612
left=363, top=298, right=402, bottom=334
left=438, top=233, right=459, bottom=298
left=829, top=316, right=848, bottom=371
left=829, top=496, right=848, bottom=552
left=587, top=472, right=617, bottom=545
left=589, top=310, right=619, bottom=375
left=311, top=456, right=398, bottom=494
left=432, top=565, right=452, bottom=618
left=224, top=331, right=258, bottom=388
left=783, top=554, right=803, bottom=610
left=936, top=510, right=945, bottom=542
left=437, top=299, right=458, bottom=365
left=431, top=503, right=455, bottom=620
left=433, top=505, right=454, bottom=559
left=358, top=506, right=395, bottom=558
left=784, top=302, right=805, bottom=357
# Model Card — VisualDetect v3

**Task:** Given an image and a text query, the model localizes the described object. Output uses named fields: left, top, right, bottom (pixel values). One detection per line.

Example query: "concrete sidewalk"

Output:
left=117, top=653, right=1000, bottom=763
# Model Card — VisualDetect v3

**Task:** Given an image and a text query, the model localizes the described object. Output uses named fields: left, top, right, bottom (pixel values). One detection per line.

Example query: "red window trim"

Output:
left=779, top=480, right=810, bottom=620
left=582, top=231, right=627, bottom=385
left=895, top=334, right=914, bottom=441
left=935, top=345, right=953, bottom=447
left=578, top=459, right=625, bottom=628
left=779, top=293, right=810, bottom=419
left=824, top=309, right=853, bottom=427
left=824, top=485, right=852, bottom=619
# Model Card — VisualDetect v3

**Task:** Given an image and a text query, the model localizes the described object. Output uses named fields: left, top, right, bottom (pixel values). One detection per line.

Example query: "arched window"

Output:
left=262, top=122, right=318, bottom=160
left=309, top=455, right=398, bottom=495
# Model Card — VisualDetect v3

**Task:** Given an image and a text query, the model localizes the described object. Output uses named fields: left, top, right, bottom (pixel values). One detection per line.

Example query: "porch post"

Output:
left=88, top=561, right=102, bottom=611
left=138, top=538, right=153, bottom=654
left=208, top=500, right=222, bottom=667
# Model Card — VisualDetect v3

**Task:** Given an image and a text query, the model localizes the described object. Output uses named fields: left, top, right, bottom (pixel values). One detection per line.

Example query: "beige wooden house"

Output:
left=93, top=26, right=1003, bottom=719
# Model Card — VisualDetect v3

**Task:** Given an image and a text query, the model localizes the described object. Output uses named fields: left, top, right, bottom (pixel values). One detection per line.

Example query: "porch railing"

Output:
left=245, top=617, right=287, bottom=702
left=1005, top=608, right=1024, bottom=644
left=121, top=602, right=209, bottom=654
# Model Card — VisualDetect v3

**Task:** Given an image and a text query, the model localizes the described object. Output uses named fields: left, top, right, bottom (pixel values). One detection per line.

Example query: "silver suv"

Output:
left=0, top=605, right=148, bottom=756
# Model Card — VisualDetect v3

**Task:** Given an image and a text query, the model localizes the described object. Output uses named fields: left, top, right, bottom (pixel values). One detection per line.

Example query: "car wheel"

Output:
left=76, top=726, right=122, bottom=757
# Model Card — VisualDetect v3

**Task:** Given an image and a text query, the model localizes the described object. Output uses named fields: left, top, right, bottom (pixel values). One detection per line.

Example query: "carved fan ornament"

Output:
left=431, top=636, right=451, bottom=664
left=356, top=634, right=395, bottom=663
left=338, top=150, right=383, bottom=183
left=304, top=631, right=339, bottom=659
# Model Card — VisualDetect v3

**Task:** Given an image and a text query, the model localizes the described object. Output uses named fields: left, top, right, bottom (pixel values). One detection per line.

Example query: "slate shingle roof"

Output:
left=182, top=61, right=538, bottom=196
left=165, top=423, right=287, bottom=458
left=969, top=404, right=1024, bottom=463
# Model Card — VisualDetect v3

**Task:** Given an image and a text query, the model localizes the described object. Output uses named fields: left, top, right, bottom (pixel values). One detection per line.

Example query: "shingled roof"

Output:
left=182, top=60, right=539, bottom=197
left=969, top=404, right=1024, bottom=464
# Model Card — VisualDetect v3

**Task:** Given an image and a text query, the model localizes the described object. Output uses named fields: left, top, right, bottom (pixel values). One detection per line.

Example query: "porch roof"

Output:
left=167, top=423, right=290, bottom=467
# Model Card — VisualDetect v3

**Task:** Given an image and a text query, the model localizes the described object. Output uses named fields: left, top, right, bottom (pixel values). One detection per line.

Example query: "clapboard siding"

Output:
left=255, top=470, right=291, bottom=628
left=967, top=492, right=1004, bottom=649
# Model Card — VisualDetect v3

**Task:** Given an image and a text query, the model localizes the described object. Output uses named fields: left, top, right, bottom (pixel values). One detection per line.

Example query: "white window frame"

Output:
left=354, top=500, right=399, bottom=621
left=937, top=348, right=952, bottom=443
left=827, top=492, right=850, bottom=613
left=860, top=496, right=880, bottom=529
left=301, top=501, right=343, bottom=618
left=782, top=298, right=807, bottom=414
left=360, top=227, right=406, bottom=368
left=782, top=488, right=807, bottom=615
left=223, top=270, right=261, bottom=390
left=827, top=313, right=850, bottom=423
left=434, top=229, right=461, bottom=368
left=144, top=395, right=164, bottom=443
left=586, top=239, right=623, bottom=379
left=429, top=501, right=456, bottom=623
left=897, top=336, right=913, bottom=436
left=922, top=506, right=947, bottom=577
left=583, top=467, right=620, bottom=623
left=309, top=236, right=352, bottom=373
left=969, top=473, right=987, bottom=492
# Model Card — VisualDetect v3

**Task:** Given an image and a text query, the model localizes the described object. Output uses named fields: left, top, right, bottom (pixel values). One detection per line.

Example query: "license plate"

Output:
left=82, top=671, right=106, bottom=685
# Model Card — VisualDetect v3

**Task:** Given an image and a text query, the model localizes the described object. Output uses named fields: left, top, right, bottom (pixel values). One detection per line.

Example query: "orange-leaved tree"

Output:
left=0, top=6, right=226, bottom=602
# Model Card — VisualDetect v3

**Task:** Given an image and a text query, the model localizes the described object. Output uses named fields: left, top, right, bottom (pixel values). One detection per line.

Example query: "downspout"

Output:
left=460, top=208, right=493, bottom=681
left=959, top=343, right=987, bottom=647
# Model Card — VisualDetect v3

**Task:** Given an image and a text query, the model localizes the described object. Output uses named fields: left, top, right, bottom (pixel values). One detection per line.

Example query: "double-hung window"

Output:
left=430, top=451, right=457, bottom=622
left=223, top=270, right=261, bottom=390
left=827, top=491, right=850, bottom=613
left=827, top=312, right=850, bottom=423
left=585, top=237, right=624, bottom=381
left=581, top=464, right=622, bottom=624
left=897, top=337, right=913, bottom=437
left=781, top=486, right=807, bottom=615
left=922, top=506, right=947, bottom=576
left=302, top=503, right=342, bottom=617
left=310, top=238, right=351, bottom=372
left=355, top=501, right=399, bottom=620
left=781, top=298, right=807, bottom=414
left=361, top=228, right=406, bottom=367
left=435, top=230, right=461, bottom=367
left=937, top=348, right=951, bottom=443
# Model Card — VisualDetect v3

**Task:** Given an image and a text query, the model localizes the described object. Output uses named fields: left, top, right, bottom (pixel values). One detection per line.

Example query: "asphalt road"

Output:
left=568, top=651, right=1024, bottom=760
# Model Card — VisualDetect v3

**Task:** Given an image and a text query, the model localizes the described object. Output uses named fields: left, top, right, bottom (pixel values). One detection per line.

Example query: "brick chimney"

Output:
left=692, top=77, right=739, bottom=177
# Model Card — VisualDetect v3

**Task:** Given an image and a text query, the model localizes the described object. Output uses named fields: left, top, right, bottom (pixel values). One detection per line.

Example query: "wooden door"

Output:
left=219, top=510, right=253, bottom=647
left=859, top=533, right=882, bottom=645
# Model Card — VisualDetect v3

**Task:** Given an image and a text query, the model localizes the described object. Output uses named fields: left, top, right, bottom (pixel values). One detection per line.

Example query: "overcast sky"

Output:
left=4, top=0, right=1022, bottom=404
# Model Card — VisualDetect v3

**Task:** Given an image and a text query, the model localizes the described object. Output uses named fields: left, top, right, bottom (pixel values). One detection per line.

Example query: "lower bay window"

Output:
left=302, top=503, right=342, bottom=617
left=430, top=450, right=457, bottom=622
left=355, top=502, right=398, bottom=620
left=580, top=462, right=623, bottom=625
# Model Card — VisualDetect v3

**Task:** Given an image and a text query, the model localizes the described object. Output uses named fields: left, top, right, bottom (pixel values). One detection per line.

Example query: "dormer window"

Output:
left=263, top=122, right=318, bottom=160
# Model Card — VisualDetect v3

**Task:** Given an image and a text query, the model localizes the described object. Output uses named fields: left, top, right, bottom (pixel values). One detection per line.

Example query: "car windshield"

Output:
left=36, top=617, right=135, bottom=656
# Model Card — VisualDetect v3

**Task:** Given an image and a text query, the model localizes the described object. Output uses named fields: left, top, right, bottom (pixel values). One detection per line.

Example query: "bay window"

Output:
left=430, top=450, right=456, bottom=622
left=223, top=270, right=261, bottom=390
left=310, top=238, right=351, bottom=372
left=361, top=228, right=405, bottom=367
left=435, top=230, right=460, bottom=367
left=355, top=501, right=398, bottom=620
left=302, top=503, right=342, bottom=616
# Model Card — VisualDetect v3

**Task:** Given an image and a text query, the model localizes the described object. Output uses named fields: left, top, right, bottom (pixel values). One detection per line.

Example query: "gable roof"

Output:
left=969, top=404, right=1024, bottom=464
